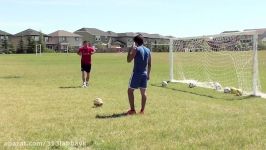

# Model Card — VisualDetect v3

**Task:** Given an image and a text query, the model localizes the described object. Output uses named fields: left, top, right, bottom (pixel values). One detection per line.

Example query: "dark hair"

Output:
left=83, top=41, right=88, bottom=44
left=133, top=34, right=144, bottom=46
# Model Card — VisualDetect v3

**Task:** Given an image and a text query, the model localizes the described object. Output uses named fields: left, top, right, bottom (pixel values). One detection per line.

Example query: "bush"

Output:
left=258, top=42, right=266, bottom=50
left=42, top=48, right=55, bottom=53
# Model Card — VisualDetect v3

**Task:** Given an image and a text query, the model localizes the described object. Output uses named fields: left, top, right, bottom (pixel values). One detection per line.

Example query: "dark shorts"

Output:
left=81, top=64, right=91, bottom=73
left=129, top=73, right=148, bottom=89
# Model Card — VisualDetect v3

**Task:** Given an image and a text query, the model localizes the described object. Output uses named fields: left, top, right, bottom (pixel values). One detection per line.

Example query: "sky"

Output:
left=0, top=0, right=265, bottom=37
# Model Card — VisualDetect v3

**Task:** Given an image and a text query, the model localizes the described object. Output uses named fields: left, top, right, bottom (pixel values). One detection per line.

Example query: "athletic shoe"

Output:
left=126, top=109, right=136, bottom=115
left=82, top=84, right=87, bottom=88
left=139, top=109, right=144, bottom=114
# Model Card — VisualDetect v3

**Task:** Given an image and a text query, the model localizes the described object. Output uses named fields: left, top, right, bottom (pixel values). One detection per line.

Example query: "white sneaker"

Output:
left=82, top=82, right=87, bottom=88
left=86, top=82, right=89, bottom=87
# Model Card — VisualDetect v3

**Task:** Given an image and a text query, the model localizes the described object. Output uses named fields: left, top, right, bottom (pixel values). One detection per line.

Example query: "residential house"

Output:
left=115, top=32, right=137, bottom=48
left=262, top=37, right=266, bottom=43
left=46, top=30, right=82, bottom=52
left=0, top=30, right=12, bottom=52
left=0, top=30, right=12, bottom=42
left=11, top=29, right=48, bottom=50
left=74, top=28, right=111, bottom=44
left=244, top=28, right=266, bottom=40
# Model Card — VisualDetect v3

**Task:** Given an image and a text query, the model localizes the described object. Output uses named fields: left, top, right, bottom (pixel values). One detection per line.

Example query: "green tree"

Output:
left=38, top=32, right=46, bottom=52
left=27, top=36, right=36, bottom=53
left=258, top=41, right=266, bottom=50
left=1, top=36, right=15, bottom=54
left=2, top=36, right=8, bottom=49
left=8, top=43, right=16, bottom=54
left=17, top=36, right=25, bottom=53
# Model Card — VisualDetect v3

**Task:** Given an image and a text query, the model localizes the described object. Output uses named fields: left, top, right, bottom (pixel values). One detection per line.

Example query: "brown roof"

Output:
left=14, top=29, right=47, bottom=36
left=244, top=28, right=266, bottom=34
left=75, top=28, right=108, bottom=36
left=49, top=30, right=81, bottom=37
left=0, top=30, right=12, bottom=36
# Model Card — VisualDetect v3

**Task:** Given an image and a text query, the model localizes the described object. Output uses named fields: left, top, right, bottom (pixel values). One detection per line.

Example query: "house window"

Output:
left=59, top=37, right=66, bottom=42
left=45, top=37, right=49, bottom=42
left=95, top=36, right=101, bottom=41
left=75, top=37, right=79, bottom=41
left=34, top=36, right=39, bottom=41
left=0, top=36, right=4, bottom=40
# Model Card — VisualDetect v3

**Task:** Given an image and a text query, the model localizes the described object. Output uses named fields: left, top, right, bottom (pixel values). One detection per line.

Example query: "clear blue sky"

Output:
left=0, top=0, right=265, bottom=37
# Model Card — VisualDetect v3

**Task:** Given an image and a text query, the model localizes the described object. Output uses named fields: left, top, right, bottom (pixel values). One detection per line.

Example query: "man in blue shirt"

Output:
left=127, top=34, right=151, bottom=115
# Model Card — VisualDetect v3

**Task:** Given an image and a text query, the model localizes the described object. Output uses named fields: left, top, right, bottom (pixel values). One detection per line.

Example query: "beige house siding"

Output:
left=10, top=35, right=46, bottom=50
left=47, top=36, right=82, bottom=51
left=74, top=31, right=95, bottom=44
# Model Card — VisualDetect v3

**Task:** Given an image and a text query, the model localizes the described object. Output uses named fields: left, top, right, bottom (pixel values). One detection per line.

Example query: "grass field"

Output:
left=0, top=53, right=266, bottom=150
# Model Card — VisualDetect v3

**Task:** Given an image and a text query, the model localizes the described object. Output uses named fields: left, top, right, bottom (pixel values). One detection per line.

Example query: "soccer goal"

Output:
left=35, top=44, right=42, bottom=55
left=160, top=31, right=265, bottom=98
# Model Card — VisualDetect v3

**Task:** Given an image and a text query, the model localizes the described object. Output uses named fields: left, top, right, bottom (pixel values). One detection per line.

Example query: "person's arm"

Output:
left=147, top=53, right=151, bottom=80
left=77, top=48, right=81, bottom=56
left=91, top=47, right=96, bottom=55
left=127, top=44, right=137, bottom=63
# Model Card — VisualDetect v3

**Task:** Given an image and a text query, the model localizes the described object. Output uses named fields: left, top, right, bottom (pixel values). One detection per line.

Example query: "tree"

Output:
left=258, top=41, right=266, bottom=50
left=1, top=36, right=15, bottom=54
left=0, top=38, right=2, bottom=53
left=27, top=36, right=36, bottom=53
left=17, top=36, right=25, bottom=53
left=2, top=36, right=8, bottom=49
left=38, top=31, right=46, bottom=52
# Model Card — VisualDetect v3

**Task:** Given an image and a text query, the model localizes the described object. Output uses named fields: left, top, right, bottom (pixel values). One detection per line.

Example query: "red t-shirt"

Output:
left=79, top=46, right=94, bottom=64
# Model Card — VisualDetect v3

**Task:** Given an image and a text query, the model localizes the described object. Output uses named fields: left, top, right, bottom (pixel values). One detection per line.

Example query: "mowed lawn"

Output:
left=0, top=53, right=266, bottom=150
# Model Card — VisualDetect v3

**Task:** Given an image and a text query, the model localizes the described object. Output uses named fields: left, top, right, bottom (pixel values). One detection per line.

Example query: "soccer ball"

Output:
left=94, top=98, right=103, bottom=107
left=162, top=81, right=168, bottom=87
left=224, top=87, right=231, bottom=93
left=214, top=82, right=222, bottom=91
left=188, top=82, right=196, bottom=88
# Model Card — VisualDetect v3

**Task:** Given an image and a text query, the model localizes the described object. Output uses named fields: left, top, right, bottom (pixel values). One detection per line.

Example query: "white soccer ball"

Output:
left=188, top=82, right=196, bottom=88
left=162, top=81, right=168, bottom=87
left=224, top=87, right=231, bottom=93
left=214, top=82, right=222, bottom=91
left=94, top=98, right=103, bottom=107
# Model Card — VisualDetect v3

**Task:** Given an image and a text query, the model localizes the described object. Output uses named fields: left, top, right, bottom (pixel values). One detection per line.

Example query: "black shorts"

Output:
left=81, top=64, right=91, bottom=73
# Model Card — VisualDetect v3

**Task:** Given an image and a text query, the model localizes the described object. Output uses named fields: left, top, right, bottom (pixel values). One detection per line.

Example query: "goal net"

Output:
left=166, top=31, right=265, bottom=97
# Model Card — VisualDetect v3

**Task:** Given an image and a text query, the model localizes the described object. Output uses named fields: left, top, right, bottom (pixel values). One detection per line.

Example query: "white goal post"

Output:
left=35, top=44, right=42, bottom=55
left=153, top=31, right=265, bottom=98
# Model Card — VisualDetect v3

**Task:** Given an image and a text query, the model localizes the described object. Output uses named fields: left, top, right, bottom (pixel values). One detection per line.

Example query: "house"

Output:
left=74, top=28, right=111, bottom=44
left=46, top=30, right=82, bottom=52
left=244, top=28, right=266, bottom=40
left=0, top=30, right=12, bottom=42
left=115, top=32, right=137, bottom=47
left=11, top=28, right=48, bottom=49
left=0, top=30, right=13, bottom=53
left=262, top=37, right=266, bottom=43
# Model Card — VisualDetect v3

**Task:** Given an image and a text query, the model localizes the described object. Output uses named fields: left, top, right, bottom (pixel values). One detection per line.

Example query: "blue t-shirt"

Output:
left=133, top=45, right=150, bottom=74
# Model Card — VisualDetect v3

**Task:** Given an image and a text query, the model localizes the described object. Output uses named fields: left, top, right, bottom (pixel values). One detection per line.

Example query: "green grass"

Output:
left=0, top=53, right=266, bottom=150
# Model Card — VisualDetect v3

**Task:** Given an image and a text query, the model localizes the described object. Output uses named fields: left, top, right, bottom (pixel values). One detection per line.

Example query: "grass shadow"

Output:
left=151, top=83, right=254, bottom=101
left=96, top=112, right=127, bottom=119
left=59, top=86, right=81, bottom=89
left=0, top=75, right=21, bottom=79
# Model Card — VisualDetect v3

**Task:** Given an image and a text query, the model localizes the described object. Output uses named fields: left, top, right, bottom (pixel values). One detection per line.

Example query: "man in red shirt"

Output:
left=77, top=41, right=95, bottom=88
